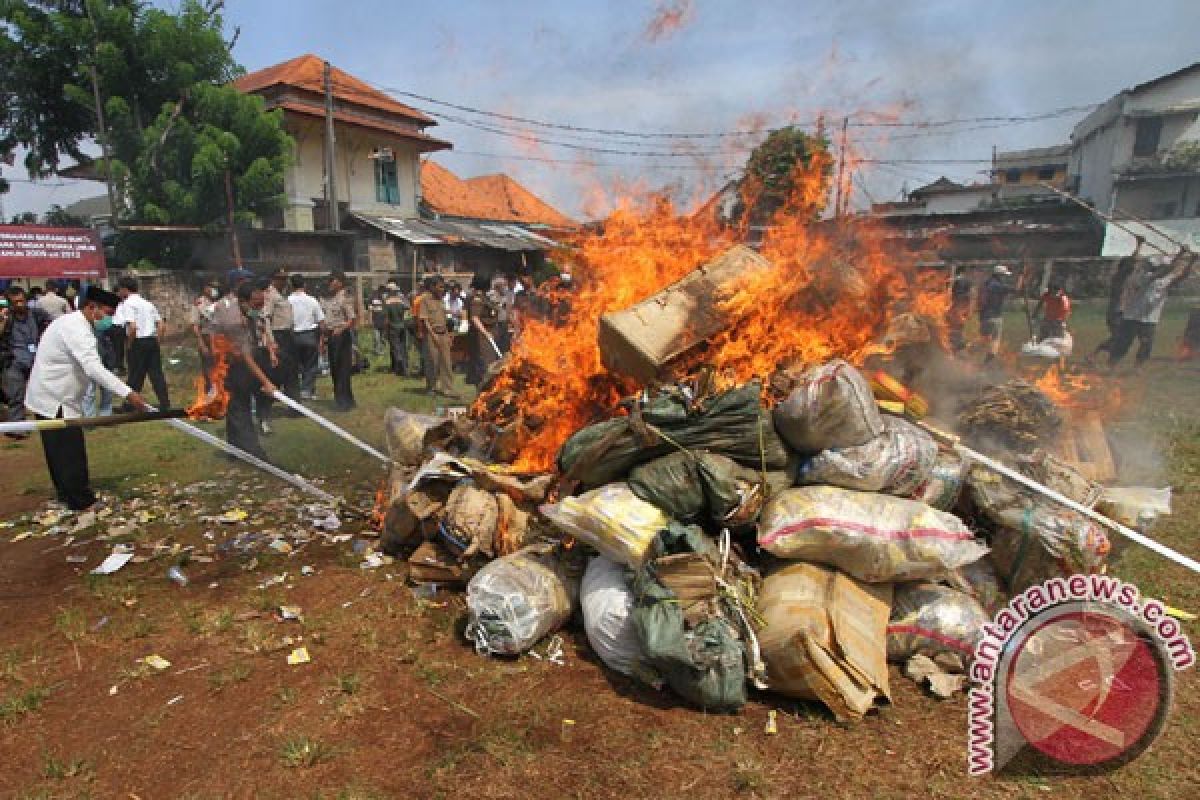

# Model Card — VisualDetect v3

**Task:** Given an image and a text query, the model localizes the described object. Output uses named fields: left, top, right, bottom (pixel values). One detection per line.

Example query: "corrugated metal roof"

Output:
left=351, top=213, right=559, bottom=251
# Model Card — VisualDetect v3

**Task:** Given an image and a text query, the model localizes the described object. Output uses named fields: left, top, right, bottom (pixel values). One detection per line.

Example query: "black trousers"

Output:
left=127, top=337, right=169, bottom=408
left=38, top=413, right=95, bottom=510
left=224, top=360, right=266, bottom=459
left=293, top=330, right=320, bottom=396
left=253, top=346, right=275, bottom=422
left=272, top=329, right=300, bottom=399
left=109, top=326, right=127, bottom=373
left=1108, top=319, right=1157, bottom=367
left=328, top=330, right=356, bottom=410
left=387, top=326, right=410, bottom=376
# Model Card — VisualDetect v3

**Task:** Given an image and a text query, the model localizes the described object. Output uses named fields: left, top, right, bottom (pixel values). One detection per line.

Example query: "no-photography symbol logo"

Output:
left=1004, top=607, right=1170, bottom=768
left=968, top=576, right=1193, bottom=776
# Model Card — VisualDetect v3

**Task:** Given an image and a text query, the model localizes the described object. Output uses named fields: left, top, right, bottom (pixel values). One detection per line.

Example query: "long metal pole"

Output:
left=270, top=391, right=390, bottom=464
left=163, top=417, right=340, bottom=504
left=1038, top=182, right=1182, bottom=256
left=0, top=408, right=185, bottom=435
left=922, top=423, right=1200, bottom=575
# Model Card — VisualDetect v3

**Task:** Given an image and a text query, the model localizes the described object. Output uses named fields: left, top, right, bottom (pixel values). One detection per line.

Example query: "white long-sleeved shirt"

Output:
left=26, top=311, right=133, bottom=419
left=114, top=292, right=162, bottom=338
left=289, top=291, right=325, bottom=332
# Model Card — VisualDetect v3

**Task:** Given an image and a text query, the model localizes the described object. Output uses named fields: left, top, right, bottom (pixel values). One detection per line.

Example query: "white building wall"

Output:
left=281, top=115, right=423, bottom=230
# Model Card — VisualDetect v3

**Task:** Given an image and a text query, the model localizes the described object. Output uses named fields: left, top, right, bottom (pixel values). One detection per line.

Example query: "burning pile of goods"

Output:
left=374, top=201, right=1176, bottom=719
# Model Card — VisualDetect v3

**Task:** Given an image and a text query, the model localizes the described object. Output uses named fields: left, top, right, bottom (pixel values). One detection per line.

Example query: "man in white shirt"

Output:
left=1108, top=251, right=1195, bottom=370
left=26, top=287, right=148, bottom=510
left=37, top=280, right=71, bottom=320
left=116, top=276, right=170, bottom=409
left=287, top=273, right=325, bottom=400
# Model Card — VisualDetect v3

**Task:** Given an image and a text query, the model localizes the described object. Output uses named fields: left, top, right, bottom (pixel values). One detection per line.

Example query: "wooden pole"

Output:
left=323, top=61, right=340, bottom=232
left=834, top=116, right=849, bottom=219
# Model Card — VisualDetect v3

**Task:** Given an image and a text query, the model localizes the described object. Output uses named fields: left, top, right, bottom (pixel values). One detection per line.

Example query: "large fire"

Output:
left=186, top=336, right=233, bottom=420
left=475, top=157, right=949, bottom=472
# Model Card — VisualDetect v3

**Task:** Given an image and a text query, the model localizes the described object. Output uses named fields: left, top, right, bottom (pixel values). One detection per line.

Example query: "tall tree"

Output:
left=0, top=0, right=289, bottom=227
left=734, top=126, right=833, bottom=227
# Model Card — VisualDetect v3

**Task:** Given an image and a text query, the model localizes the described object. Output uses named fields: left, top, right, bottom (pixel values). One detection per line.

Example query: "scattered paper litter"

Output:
left=287, top=647, right=311, bottom=665
left=139, top=654, right=172, bottom=671
left=91, top=550, right=134, bottom=575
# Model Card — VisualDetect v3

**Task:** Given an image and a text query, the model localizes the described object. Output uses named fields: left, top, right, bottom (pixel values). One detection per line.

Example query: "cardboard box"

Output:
left=758, top=561, right=893, bottom=720
left=597, top=245, right=771, bottom=384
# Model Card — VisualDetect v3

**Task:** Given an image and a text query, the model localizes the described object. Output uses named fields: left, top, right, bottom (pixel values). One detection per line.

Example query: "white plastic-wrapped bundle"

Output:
left=540, top=483, right=668, bottom=568
left=758, top=486, right=989, bottom=583
left=580, top=556, right=642, bottom=676
left=464, top=546, right=574, bottom=656
left=798, top=416, right=938, bottom=496
left=887, top=582, right=989, bottom=671
left=772, top=360, right=885, bottom=454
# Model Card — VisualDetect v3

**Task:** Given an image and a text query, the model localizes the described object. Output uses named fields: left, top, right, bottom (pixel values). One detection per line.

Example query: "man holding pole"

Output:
left=1107, top=250, right=1196, bottom=371
left=211, top=281, right=278, bottom=459
left=25, top=287, right=148, bottom=510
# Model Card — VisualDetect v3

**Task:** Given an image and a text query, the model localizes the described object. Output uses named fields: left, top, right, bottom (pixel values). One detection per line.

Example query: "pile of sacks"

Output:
left=380, top=360, right=1164, bottom=721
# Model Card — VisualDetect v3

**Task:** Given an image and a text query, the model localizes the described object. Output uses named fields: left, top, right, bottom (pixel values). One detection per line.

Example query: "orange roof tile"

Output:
left=233, top=54, right=435, bottom=125
left=420, top=161, right=577, bottom=229
left=275, top=101, right=450, bottom=152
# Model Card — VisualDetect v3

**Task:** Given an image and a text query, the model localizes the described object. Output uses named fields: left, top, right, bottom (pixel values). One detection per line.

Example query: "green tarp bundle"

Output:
left=557, top=382, right=791, bottom=488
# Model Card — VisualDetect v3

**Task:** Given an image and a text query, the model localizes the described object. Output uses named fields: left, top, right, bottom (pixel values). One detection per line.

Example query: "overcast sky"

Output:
left=4, top=0, right=1196, bottom=221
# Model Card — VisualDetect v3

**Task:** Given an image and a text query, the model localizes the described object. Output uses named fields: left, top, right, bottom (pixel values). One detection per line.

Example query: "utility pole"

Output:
left=225, top=168, right=242, bottom=267
left=84, top=2, right=119, bottom=226
left=834, top=116, right=849, bottom=219
left=323, top=60, right=339, bottom=232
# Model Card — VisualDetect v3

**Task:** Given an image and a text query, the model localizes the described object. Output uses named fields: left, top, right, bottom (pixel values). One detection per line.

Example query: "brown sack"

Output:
left=384, top=408, right=456, bottom=465
left=758, top=562, right=893, bottom=721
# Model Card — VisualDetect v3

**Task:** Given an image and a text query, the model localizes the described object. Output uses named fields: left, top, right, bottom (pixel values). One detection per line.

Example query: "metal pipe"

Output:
left=922, top=421, right=1200, bottom=575
left=271, top=391, right=391, bottom=464
left=163, top=418, right=340, bottom=505
left=1038, top=182, right=1184, bottom=256
left=0, top=408, right=186, bottom=435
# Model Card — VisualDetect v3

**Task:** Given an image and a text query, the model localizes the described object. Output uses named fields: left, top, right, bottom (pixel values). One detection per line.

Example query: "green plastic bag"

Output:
left=630, top=525, right=748, bottom=712
left=557, top=382, right=791, bottom=488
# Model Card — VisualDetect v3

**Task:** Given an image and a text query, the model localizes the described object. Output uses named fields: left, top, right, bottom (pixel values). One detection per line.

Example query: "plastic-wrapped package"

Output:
left=910, top=449, right=969, bottom=511
left=541, top=483, right=669, bottom=568
left=887, top=582, right=988, bottom=671
left=798, top=416, right=938, bottom=496
left=965, top=464, right=1110, bottom=593
left=772, top=360, right=885, bottom=454
left=464, top=545, right=575, bottom=656
left=383, top=408, right=454, bottom=465
left=953, top=557, right=1005, bottom=614
left=1097, top=486, right=1172, bottom=531
left=580, top=556, right=641, bottom=676
left=758, top=486, right=988, bottom=583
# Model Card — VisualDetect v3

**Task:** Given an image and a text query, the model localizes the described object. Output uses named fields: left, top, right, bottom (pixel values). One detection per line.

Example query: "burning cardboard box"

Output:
left=597, top=244, right=772, bottom=384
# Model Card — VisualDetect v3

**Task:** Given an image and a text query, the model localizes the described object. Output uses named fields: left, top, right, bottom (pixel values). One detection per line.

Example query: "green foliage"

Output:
left=1165, top=141, right=1200, bottom=172
left=43, top=204, right=87, bottom=226
left=122, top=84, right=291, bottom=227
left=1, top=1, right=290, bottom=226
left=736, top=125, right=832, bottom=225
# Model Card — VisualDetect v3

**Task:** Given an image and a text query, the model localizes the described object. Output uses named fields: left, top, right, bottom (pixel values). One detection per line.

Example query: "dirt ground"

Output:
left=1, top=314, right=1198, bottom=800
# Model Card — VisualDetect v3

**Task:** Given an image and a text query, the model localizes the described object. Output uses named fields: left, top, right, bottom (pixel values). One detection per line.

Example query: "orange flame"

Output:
left=186, top=337, right=233, bottom=420
left=1032, top=364, right=1119, bottom=414
left=475, top=157, right=946, bottom=472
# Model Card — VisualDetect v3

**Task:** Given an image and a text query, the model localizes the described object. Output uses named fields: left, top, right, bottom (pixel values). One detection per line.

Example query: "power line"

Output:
left=447, top=149, right=744, bottom=172
left=377, top=84, right=1096, bottom=139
